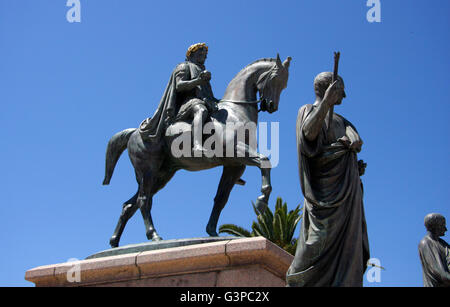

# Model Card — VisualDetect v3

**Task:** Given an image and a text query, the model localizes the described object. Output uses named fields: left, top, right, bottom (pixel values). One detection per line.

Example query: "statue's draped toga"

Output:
left=286, top=104, right=370, bottom=287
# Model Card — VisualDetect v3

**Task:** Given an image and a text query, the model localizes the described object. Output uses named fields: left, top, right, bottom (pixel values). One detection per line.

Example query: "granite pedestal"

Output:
left=25, top=237, right=293, bottom=287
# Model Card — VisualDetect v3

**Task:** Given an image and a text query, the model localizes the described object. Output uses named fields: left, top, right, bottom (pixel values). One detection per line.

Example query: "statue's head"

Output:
left=258, top=54, right=291, bottom=114
left=424, top=213, right=447, bottom=237
left=314, top=72, right=346, bottom=105
left=186, top=43, right=208, bottom=65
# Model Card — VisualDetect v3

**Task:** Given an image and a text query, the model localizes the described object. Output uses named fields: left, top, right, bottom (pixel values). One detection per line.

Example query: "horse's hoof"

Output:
left=206, top=224, right=219, bottom=237
left=152, top=235, right=163, bottom=242
left=110, top=236, right=119, bottom=248
left=207, top=231, right=219, bottom=237
left=255, top=197, right=268, bottom=215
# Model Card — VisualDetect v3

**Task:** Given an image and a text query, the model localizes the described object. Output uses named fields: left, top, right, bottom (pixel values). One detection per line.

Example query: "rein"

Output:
left=219, top=99, right=261, bottom=104
left=219, top=98, right=263, bottom=112
left=218, top=64, right=275, bottom=110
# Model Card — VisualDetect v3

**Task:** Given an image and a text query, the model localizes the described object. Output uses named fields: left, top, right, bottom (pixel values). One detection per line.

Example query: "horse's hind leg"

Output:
left=110, top=191, right=139, bottom=248
left=138, top=170, right=163, bottom=242
left=206, top=165, right=246, bottom=236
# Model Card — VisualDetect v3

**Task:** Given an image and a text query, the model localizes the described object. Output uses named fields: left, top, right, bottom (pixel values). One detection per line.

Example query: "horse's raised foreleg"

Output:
left=235, top=143, right=272, bottom=214
left=255, top=162, right=272, bottom=214
left=206, top=165, right=246, bottom=236
left=110, top=191, right=139, bottom=248
left=250, top=156, right=272, bottom=214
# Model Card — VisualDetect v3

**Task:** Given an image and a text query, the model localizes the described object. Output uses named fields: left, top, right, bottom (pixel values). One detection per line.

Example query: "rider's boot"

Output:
left=193, top=142, right=205, bottom=156
left=192, top=105, right=208, bottom=157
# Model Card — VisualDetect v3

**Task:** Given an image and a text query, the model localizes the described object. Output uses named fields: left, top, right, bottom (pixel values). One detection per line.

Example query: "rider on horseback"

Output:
left=169, top=43, right=219, bottom=155
left=140, top=43, right=219, bottom=156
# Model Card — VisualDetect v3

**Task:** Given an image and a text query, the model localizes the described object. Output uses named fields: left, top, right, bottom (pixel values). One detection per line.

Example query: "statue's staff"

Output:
left=367, top=262, right=386, bottom=271
left=327, top=51, right=340, bottom=134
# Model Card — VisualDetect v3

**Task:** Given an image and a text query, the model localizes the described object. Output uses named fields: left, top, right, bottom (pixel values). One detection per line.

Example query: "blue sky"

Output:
left=1, top=0, right=449, bottom=287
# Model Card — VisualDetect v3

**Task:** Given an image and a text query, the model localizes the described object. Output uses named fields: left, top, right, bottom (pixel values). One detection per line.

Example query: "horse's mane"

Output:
left=225, top=57, right=277, bottom=89
left=242, top=58, right=276, bottom=70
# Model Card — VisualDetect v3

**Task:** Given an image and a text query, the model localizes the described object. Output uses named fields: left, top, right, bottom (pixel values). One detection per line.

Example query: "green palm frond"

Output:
left=253, top=205, right=271, bottom=238
left=263, top=207, right=274, bottom=238
left=219, top=197, right=302, bottom=256
left=219, top=224, right=252, bottom=237
left=273, top=209, right=282, bottom=242
left=286, top=205, right=302, bottom=241
left=275, top=197, right=282, bottom=211
left=251, top=220, right=266, bottom=237
left=276, top=213, right=286, bottom=243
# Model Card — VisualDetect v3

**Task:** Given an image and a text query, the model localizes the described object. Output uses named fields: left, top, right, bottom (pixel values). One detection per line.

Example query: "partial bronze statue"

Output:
left=287, top=53, right=370, bottom=287
left=418, top=213, right=450, bottom=287
left=103, top=43, right=291, bottom=248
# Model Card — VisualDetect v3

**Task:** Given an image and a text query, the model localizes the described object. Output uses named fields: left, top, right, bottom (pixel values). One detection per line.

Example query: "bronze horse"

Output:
left=103, top=55, right=291, bottom=247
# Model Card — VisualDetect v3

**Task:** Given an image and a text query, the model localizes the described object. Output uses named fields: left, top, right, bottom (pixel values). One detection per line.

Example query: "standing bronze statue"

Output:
left=418, top=213, right=450, bottom=287
left=287, top=54, right=370, bottom=287
left=103, top=43, right=291, bottom=248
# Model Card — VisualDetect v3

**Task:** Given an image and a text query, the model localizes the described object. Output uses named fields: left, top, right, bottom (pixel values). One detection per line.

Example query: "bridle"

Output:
left=219, top=64, right=277, bottom=111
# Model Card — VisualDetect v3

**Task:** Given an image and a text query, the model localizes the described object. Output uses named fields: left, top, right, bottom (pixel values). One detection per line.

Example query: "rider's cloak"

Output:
left=139, top=63, right=183, bottom=141
left=139, top=61, right=215, bottom=141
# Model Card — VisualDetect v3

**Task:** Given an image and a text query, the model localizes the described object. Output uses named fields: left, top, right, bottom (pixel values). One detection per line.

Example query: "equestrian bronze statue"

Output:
left=103, top=43, right=291, bottom=247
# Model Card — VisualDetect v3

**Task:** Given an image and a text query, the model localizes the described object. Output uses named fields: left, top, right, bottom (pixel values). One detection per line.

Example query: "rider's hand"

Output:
left=204, top=99, right=218, bottom=112
left=166, top=108, right=175, bottom=118
left=165, top=109, right=175, bottom=126
left=199, top=70, right=211, bottom=82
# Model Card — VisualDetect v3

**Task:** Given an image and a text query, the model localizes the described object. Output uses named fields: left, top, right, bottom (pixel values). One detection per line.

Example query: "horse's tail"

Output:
left=103, top=128, right=137, bottom=185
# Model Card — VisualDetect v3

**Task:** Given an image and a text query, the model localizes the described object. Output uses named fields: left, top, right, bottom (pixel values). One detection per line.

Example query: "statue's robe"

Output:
left=286, top=104, right=370, bottom=287
left=140, top=61, right=215, bottom=141
left=418, top=234, right=450, bottom=287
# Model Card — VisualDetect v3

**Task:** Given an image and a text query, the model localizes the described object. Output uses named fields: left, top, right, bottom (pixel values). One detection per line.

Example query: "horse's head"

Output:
left=257, top=54, right=291, bottom=113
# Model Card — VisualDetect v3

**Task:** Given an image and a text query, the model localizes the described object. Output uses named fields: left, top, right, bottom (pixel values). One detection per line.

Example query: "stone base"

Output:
left=25, top=237, right=293, bottom=287
left=86, top=237, right=240, bottom=259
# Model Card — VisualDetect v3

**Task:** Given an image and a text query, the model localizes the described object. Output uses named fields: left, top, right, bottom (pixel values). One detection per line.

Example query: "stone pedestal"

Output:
left=25, top=237, right=293, bottom=287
